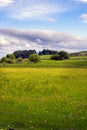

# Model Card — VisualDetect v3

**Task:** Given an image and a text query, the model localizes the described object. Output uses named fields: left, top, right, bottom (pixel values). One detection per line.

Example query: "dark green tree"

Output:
left=51, top=54, right=61, bottom=60
left=14, top=50, right=36, bottom=58
left=58, top=51, right=70, bottom=59
left=51, top=51, right=70, bottom=60
left=39, top=49, right=57, bottom=55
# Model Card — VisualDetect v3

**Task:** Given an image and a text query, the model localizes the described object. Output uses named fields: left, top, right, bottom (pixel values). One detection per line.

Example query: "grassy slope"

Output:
left=0, top=68, right=87, bottom=130
left=40, top=55, right=52, bottom=60
left=0, top=58, right=87, bottom=68
left=0, top=55, right=87, bottom=68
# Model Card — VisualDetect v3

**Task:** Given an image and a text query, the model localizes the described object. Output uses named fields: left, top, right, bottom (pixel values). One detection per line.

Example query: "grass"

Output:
left=40, top=55, right=87, bottom=60
left=0, top=58, right=87, bottom=68
left=0, top=68, right=87, bottom=130
left=71, top=55, right=87, bottom=60
left=0, top=55, right=87, bottom=68
left=40, top=55, right=52, bottom=60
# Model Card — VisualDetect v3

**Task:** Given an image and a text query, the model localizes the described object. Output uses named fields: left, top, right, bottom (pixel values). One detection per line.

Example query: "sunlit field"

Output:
left=0, top=68, right=87, bottom=130
left=0, top=58, right=87, bottom=68
left=1, top=0, right=87, bottom=129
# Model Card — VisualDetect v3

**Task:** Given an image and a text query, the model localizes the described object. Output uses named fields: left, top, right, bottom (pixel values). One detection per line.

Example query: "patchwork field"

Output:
left=0, top=68, right=87, bottom=130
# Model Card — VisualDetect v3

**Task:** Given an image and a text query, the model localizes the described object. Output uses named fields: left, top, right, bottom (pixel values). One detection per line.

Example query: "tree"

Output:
left=28, top=54, right=40, bottom=63
left=39, top=49, right=57, bottom=55
left=6, top=54, right=15, bottom=60
left=58, top=51, right=69, bottom=59
left=50, top=51, right=70, bottom=60
left=51, top=54, right=61, bottom=60
left=14, top=50, right=37, bottom=59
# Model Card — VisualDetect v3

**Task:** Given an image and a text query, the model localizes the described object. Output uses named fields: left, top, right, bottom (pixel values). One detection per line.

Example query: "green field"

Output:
left=0, top=57, right=87, bottom=68
left=0, top=68, right=87, bottom=130
left=40, top=55, right=52, bottom=60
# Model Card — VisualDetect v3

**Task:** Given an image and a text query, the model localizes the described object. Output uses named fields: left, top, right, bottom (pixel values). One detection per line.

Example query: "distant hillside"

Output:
left=70, top=51, right=87, bottom=56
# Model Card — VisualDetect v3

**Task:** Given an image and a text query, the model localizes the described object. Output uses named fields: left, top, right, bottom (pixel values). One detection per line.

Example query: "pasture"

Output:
left=0, top=58, right=87, bottom=68
left=0, top=68, right=87, bottom=130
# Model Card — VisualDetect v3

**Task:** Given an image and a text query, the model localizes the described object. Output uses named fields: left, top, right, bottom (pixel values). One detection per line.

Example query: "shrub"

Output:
left=6, top=59, right=15, bottom=64
left=28, top=54, right=40, bottom=63
left=51, top=54, right=61, bottom=60
left=0, top=54, right=15, bottom=64
left=16, top=57, right=23, bottom=63
left=0, top=57, right=7, bottom=63
left=0, top=57, right=15, bottom=64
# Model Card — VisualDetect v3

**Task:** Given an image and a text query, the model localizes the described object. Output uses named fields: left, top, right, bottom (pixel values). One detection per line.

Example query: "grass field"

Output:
left=40, top=55, right=52, bottom=60
left=0, top=58, right=87, bottom=68
left=0, top=68, right=87, bottom=130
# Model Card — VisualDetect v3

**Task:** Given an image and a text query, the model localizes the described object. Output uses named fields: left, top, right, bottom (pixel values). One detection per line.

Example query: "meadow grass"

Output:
left=40, top=55, right=52, bottom=60
left=0, top=68, right=87, bottom=130
left=40, top=55, right=87, bottom=60
left=0, top=55, right=87, bottom=68
left=71, top=56, right=87, bottom=60
left=0, top=58, right=87, bottom=68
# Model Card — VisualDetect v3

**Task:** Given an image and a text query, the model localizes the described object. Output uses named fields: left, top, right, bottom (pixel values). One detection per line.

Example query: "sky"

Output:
left=0, top=0, right=87, bottom=57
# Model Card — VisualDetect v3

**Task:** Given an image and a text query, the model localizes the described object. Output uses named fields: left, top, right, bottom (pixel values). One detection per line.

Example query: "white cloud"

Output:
left=0, top=36, right=10, bottom=45
left=80, top=14, right=87, bottom=23
left=0, top=0, right=13, bottom=7
left=5, top=0, right=68, bottom=20
left=75, top=0, right=87, bottom=3
left=0, top=28, right=87, bottom=58
left=79, top=0, right=87, bottom=2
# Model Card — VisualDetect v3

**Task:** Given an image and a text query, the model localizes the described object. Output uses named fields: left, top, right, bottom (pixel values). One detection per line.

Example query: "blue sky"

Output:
left=0, top=0, right=87, bottom=35
left=0, top=0, right=87, bottom=57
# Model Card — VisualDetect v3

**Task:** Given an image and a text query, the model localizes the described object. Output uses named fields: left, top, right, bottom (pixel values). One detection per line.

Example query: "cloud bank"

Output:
left=0, top=28, right=87, bottom=58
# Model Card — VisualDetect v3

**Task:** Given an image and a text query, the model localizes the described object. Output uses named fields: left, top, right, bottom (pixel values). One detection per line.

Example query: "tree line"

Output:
left=13, top=49, right=58, bottom=59
left=0, top=49, right=70, bottom=64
